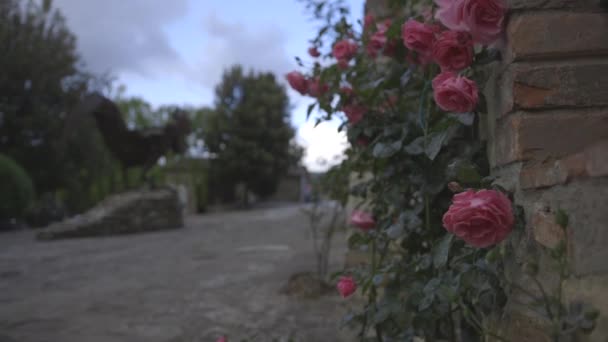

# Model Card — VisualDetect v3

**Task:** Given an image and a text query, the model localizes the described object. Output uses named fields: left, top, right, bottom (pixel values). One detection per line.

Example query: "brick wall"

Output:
left=485, top=1, right=608, bottom=340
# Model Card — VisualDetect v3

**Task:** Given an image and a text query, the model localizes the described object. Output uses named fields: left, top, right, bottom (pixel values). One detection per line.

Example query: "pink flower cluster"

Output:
left=285, top=71, right=328, bottom=98
left=365, top=18, right=398, bottom=58
left=332, top=39, right=358, bottom=69
left=286, top=0, right=506, bottom=123
left=435, top=0, right=507, bottom=45
left=401, top=0, right=505, bottom=113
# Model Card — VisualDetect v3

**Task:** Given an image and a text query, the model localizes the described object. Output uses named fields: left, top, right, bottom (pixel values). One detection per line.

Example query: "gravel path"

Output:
left=0, top=204, right=355, bottom=342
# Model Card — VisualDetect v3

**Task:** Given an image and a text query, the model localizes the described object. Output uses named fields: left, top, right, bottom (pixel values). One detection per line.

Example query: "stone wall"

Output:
left=484, top=1, right=608, bottom=340
left=37, top=188, right=183, bottom=240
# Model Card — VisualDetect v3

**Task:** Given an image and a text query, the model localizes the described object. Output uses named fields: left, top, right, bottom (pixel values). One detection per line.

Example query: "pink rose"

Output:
left=337, top=276, right=357, bottom=298
left=308, top=78, right=329, bottom=98
left=432, top=30, right=474, bottom=71
left=340, top=86, right=354, bottom=98
left=356, top=137, right=370, bottom=147
left=435, top=0, right=506, bottom=45
left=366, top=30, right=387, bottom=58
left=332, top=39, right=358, bottom=61
left=350, top=210, right=375, bottom=230
left=432, top=72, right=478, bottom=113
left=337, top=59, right=349, bottom=70
left=442, top=189, right=514, bottom=248
left=216, top=337, right=227, bottom=342
left=435, top=0, right=468, bottom=31
left=286, top=71, right=308, bottom=95
left=463, top=0, right=506, bottom=44
left=343, top=103, right=366, bottom=124
left=308, top=47, right=321, bottom=58
left=366, top=20, right=398, bottom=58
left=402, top=19, right=439, bottom=60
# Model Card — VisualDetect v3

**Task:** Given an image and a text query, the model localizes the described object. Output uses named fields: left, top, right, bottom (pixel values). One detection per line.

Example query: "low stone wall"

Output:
left=37, top=188, right=183, bottom=240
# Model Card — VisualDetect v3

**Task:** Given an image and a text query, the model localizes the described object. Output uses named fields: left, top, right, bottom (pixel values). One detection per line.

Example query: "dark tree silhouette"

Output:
left=75, top=93, right=192, bottom=181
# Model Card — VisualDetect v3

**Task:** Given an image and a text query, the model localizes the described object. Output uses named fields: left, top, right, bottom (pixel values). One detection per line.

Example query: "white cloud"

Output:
left=196, top=12, right=293, bottom=88
left=53, top=0, right=189, bottom=76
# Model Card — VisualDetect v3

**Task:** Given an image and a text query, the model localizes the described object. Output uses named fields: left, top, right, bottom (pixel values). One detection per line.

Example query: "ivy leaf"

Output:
left=404, top=136, right=425, bottom=155
left=433, top=234, right=454, bottom=268
left=448, top=112, right=475, bottom=126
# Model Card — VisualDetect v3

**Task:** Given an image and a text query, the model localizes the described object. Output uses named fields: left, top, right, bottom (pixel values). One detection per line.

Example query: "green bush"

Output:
left=0, top=154, right=35, bottom=220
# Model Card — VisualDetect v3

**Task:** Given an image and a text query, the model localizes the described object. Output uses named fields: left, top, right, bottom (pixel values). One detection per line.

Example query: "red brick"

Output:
left=519, top=140, right=608, bottom=189
left=507, top=12, right=608, bottom=61
left=530, top=206, right=566, bottom=249
left=493, top=110, right=608, bottom=166
left=486, top=61, right=608, bottom=118
left=514, top=62, right=608, bottom=109
left=508, top=0, right=602, bottom=11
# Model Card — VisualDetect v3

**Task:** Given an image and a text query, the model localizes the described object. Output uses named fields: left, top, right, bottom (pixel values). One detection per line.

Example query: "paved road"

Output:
left=0, top=204, right=354, bottom=342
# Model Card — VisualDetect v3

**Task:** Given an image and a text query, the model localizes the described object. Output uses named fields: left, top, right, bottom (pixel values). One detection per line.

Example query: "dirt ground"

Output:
left=0, top=204, right=357, bottom=342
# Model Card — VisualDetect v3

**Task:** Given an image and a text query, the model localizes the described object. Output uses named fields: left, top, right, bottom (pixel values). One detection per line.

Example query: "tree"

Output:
left=203, top=65, right=297, bottom=203
left=0, top=0, right=102, bottom=195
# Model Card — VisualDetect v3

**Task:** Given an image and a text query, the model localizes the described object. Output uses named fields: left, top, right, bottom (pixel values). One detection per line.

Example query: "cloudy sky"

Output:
left=52, top=0, right=365, bottom=172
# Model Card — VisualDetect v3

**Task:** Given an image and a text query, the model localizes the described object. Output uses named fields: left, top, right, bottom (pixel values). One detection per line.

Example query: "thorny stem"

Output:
left=425, top=195, right=431, bottom=232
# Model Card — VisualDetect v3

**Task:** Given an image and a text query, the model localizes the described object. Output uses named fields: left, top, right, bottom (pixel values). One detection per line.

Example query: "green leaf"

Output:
left=424, top=131, right=448, bottom=160
left=400, top=67, right=413, bottom=87
left=404, top=136, right=425, bottom=155
left=448, top=112, right=475, bottom=126
left=418, top=80, right=432, bottom=130
left=372, top=140, right=402, bottom=158
left=555, top=209, right=569, bottom=229
left=475, top=49, right=502, bottom=65
left=306, top=103, right=316, bottom=119
left=433, top=234, right=454, bottom=268
left=456, top=163, right=482, bottom=184
left=418, top=294, right=434, bottom=311
left=386, top=223, right=404, bottom=239
left=372, top=274, right=384, bottom=286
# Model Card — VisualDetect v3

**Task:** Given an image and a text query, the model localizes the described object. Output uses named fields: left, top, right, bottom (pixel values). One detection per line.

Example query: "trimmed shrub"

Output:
left=0, top=154, right=35, bottom=220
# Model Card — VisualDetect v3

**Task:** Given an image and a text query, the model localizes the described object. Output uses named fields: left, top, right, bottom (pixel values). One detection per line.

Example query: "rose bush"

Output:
left=286, top=0, right=525, bottom=340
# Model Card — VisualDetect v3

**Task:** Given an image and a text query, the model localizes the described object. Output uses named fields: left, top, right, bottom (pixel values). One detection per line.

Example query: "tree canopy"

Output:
left=203, top=66, right=299, bottom=201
